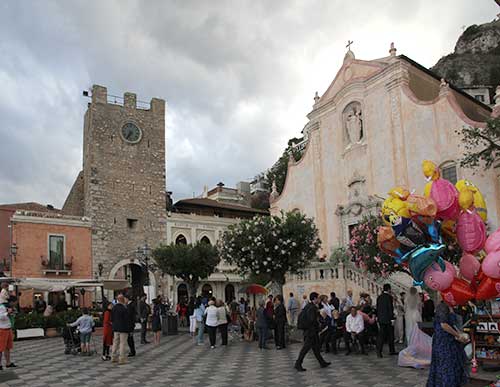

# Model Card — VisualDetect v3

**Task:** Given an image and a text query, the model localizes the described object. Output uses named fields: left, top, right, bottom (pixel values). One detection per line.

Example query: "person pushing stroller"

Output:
left=68, top=308, right=95, bottom=356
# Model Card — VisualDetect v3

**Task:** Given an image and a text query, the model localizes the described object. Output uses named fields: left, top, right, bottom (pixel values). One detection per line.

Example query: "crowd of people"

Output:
left=0, top=279, right=470, bottom=387
left=288, top=285, right=468, bottom=387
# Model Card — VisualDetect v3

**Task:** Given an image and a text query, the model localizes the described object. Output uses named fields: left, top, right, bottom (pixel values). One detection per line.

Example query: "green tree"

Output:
left=457, top=117, right=500, bottom=170
left=219, top=211, right=321, bottom=289
left=266, top=137, right=304, bottom=194
left=153, top=243, right=220, bottom=297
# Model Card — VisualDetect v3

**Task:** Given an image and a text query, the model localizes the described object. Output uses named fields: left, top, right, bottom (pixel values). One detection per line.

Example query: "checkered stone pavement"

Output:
left=0, top=331, right=429, bottom=387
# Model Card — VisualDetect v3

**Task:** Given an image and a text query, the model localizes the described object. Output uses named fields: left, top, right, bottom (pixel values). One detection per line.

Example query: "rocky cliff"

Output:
left=431, top=19, right=500, bottom=90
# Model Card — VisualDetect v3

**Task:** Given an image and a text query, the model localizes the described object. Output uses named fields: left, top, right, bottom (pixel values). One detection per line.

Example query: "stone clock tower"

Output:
left=63, top=85, right=167, bottom=290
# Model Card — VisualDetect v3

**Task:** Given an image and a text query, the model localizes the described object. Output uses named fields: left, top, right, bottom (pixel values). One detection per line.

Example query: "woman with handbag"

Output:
left=151, top=297, right=162, bottom=346
left=426, top=302, right=468, bottom=387
left=102, top=302, right=113, bottom=360
left=204, top=299, right=218, bottom=349
left=216, top=299, right=229, bottom=346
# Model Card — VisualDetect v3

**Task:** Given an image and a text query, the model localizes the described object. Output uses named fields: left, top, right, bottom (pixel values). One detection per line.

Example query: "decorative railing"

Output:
left=40, top=255, right=73, bottom=275
left=285, top=261, right=408, bottom=298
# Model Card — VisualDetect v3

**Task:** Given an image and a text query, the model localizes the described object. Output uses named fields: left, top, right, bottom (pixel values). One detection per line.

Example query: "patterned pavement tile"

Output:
left=0, top=330, right=431, bottom=386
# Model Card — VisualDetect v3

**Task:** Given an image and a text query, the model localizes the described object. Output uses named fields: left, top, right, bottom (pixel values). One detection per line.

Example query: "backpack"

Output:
left=297, top=305, right=311, bottom=330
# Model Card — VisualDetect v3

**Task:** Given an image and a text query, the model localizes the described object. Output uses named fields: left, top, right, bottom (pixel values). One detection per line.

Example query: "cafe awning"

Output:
left=14, top=278, right=129, bottom=292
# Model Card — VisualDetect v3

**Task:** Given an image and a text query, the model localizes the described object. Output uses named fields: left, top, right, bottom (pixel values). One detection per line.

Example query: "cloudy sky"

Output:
left=0, top=1, right=498, bottom=207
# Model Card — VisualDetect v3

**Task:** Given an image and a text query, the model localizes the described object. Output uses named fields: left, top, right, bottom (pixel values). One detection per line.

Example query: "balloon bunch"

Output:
left=377, top=160, right=494, bottom=307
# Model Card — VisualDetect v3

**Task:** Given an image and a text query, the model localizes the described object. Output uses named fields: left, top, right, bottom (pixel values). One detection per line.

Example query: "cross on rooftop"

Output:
left=346, top=40, right=354, bottom=50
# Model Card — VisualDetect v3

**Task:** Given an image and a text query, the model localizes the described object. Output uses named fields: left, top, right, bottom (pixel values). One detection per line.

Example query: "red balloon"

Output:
left=440, top=278, right=475, bottom=306
left=476, top=276, right=500, bottom=301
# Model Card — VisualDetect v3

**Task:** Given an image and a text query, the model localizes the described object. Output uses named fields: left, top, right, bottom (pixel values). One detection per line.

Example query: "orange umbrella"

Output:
left=239, top=284, right=268, bottom=295
left=239, top=284, right=268, bottom=308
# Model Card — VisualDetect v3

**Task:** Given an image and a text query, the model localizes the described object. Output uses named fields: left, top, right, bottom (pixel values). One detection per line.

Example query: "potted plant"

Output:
left=64, top=257, right=73, bottom=270
left=14, top=312, right=45, bottom=340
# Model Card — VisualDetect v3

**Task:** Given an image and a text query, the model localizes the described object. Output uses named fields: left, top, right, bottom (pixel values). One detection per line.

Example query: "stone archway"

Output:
left=108, top=258, right=157, bottom=302
left=201, top=283, right=213, bottom=299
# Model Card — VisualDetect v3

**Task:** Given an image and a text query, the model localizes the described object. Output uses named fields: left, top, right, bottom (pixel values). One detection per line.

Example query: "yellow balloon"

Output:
left=458, top=189, right=474, bottom=211
left=422, top=160, right=440, bottom=182
left=388, top=186, right=410, bottom=200
left=424, top=181, right=432, bottom=197
left=455, top=179, right=487, bottom=221
left=381, top=195, right=410, bottom=226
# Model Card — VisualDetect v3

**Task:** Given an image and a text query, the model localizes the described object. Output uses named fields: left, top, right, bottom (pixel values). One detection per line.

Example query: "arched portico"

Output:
left=108, top=258, right=157, bottom=303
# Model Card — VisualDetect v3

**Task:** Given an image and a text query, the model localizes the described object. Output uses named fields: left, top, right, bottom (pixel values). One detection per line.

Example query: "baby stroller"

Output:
left=62, top=325, right=80, bottom=355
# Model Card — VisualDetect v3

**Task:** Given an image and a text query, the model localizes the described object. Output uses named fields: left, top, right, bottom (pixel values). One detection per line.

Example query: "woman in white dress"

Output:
left=394, top=298, right=405, bottom=344
left=404, top=287, right=422, bottom=344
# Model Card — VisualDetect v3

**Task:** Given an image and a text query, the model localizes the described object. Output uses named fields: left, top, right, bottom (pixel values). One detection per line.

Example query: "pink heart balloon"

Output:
left=459, top=253, right=480, bottom=281
left=485, top=227, right=500, bottom=254
left=481, top=251, right=500, bottom=280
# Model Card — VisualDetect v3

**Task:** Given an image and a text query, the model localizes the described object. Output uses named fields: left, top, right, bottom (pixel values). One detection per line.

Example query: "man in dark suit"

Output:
left=111, top=294, right=129, bottom=364
left=138, top=294, right=150, bottom=344
left=376, top=284, right=397, bottom=358
left=124, top=294, right=137, bottom=357
left=294, top=292, right=331, bottom=372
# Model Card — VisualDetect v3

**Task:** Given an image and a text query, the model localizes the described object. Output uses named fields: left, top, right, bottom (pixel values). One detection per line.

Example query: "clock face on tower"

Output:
left=121, top=123, right=142, bottom=144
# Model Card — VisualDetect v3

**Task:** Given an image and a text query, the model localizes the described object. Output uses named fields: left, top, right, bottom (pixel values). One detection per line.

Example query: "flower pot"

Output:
left=45, top=327, right=60, bottom=338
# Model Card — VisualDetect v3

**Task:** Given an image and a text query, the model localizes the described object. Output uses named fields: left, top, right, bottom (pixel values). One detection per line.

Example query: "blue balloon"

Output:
left=408, top=243, right=446, bottom=284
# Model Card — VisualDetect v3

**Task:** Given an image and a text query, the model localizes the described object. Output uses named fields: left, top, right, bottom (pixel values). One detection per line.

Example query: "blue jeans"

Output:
left=258, top=327, right=268, bottom=349
left=197, top=320, right=204, bottom=344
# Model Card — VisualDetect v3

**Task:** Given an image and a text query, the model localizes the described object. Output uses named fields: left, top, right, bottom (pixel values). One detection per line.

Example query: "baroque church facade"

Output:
left=271, top=44, right=500, bottom=301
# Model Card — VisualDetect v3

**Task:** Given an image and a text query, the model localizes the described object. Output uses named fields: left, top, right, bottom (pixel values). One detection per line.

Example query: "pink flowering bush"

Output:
left=348, top=215, right=404, bottom=277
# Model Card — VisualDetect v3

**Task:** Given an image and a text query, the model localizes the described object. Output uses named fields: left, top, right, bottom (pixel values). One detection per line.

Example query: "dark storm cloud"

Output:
left=0, top=0, right=498, bottom=205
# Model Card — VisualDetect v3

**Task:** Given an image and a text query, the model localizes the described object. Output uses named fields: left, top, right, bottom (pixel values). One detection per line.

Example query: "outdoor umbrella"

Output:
left=238, top=284, right=268, bottom=307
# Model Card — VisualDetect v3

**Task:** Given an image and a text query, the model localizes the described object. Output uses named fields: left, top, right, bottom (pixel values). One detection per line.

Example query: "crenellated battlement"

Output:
left=89, top=84, right=165, bottom=112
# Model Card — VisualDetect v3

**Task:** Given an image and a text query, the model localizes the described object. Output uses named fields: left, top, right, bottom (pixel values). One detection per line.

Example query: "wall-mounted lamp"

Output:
left=98, top=263, right=104, bottom=277
left=10, top=243, right=17, bottom=259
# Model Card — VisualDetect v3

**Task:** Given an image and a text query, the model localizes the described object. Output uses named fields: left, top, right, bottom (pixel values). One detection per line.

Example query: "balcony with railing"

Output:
left=41, top=255, right=73, bottom=275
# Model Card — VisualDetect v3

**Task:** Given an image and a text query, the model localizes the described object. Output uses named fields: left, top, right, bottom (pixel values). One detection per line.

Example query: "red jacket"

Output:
left=102, top=310, right=113, bottom=346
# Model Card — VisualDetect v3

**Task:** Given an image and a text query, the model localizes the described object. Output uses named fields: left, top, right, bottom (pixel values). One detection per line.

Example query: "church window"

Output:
left=440, top=162, right=458, bottom=184
left=127, top=218, right=138, bottom=230
left=175, top=234, right=187, bottom=245
left=474, top=94, right=485, bottom=102
left=113, top=217, right=116, bottom=224
left=200, top=236, right=211, bottom=245
left=48, top=235, right=65, bottom=270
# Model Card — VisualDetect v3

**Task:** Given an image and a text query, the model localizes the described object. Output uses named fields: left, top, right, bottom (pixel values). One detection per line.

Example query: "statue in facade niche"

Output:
left=345, top=106, right=363, bottom=144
